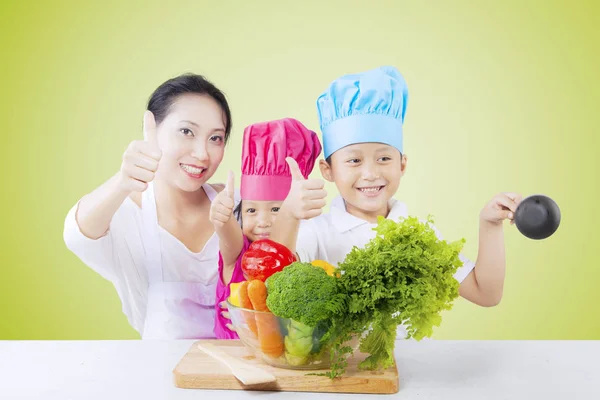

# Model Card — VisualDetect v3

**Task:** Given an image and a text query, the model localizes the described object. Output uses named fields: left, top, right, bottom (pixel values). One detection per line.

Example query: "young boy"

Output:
left=272, top=66, right=522, bottom=312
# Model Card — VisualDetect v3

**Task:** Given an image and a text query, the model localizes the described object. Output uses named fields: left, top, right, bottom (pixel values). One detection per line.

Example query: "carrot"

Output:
left=247, top=279, right=270, bottom=311
left=247, top=280, right=284, bottom=358
left=238, top=281, right=258, bottom=336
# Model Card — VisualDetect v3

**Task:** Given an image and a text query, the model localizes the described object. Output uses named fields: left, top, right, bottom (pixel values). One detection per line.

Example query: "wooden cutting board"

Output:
left=173, top=339, right=399, bottom=394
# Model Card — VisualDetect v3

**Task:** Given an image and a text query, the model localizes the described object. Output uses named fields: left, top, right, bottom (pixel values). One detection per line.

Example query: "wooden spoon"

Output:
left=197, top=342, right=276, bottom=385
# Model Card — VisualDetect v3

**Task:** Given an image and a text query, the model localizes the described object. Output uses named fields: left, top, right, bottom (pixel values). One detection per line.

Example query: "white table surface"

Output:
left=0, top=340, right=598, bottom=399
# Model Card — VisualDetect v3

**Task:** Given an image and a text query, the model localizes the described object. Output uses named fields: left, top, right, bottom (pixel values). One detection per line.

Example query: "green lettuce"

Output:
left=325, top=215, right=465, bottom=377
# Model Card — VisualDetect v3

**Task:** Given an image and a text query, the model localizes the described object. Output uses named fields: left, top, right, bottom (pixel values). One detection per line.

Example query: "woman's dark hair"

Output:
left=147, top=73, right=233, bottom=143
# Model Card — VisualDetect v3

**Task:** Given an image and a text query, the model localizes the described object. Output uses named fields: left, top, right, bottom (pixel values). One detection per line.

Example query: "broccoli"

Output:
left=265, top=262, right=340, bottom=327
left=265, top=262, right=344, bottom=366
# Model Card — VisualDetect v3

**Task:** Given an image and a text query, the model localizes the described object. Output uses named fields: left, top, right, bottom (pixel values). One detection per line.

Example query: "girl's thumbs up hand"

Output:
left=210, top=171, right=236, bottom=228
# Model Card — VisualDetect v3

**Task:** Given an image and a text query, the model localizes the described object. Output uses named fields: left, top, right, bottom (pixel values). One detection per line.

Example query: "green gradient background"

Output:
left=1, top=0, right=598, bottom=340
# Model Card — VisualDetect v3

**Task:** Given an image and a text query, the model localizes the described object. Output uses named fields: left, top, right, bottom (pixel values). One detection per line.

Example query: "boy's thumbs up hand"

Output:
left=284, top=157, right=327, bottom=220
left=287, top=157, right=305, bottom=181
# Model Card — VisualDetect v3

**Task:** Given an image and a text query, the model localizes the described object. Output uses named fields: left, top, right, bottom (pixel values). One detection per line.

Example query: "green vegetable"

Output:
left=287, top=319, right=314, bottom=338
left=265, top=262, right=342, bottom=327
left=285, top=321, right=313, bottom=354
left=285, top=334, right=313, bottom=355
left=266, top=263, right=346, bottom=367
left=283, top=320, right=314, bottom=365
left=285, top=352, right=309, bottom=366
left=324, top=215, right=465, bottom=378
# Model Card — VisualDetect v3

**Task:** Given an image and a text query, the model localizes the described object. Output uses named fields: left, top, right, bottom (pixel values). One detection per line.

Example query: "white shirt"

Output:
left=63, top=186, right=239, bottom=335
left=297, top=195, right=475, bottom=283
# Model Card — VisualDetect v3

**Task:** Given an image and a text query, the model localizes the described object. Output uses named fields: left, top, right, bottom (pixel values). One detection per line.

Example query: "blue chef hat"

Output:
left=316, top=66, right=409, bottom=159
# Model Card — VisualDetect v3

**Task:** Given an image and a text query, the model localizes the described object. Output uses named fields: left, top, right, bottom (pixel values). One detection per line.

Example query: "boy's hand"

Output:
left=284, top=157, right=327, bottom=220
left=480, top=192, right=523, bottom=226
left=209, top=171, right=236, bottom=228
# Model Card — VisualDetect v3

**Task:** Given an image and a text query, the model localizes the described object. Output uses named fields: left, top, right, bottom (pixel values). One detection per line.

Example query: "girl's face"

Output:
left=240, top=200, right=283, bottom=242
left=155, top=94, right=227, bottom=192
left=320, top=142, right=407, bottom=221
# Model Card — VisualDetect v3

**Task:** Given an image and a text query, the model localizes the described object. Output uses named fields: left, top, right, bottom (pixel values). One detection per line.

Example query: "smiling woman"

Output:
left=63, top=73, right=237, bottom=340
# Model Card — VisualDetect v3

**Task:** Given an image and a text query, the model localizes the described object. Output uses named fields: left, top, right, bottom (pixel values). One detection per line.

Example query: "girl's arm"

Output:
left=216, top=218, right=244, bottom=284
left=210, top=172, right=244, bottom=278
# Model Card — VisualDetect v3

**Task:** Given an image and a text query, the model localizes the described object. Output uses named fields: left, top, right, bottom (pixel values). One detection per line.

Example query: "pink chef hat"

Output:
left=241, top=118, right=322, bottom=201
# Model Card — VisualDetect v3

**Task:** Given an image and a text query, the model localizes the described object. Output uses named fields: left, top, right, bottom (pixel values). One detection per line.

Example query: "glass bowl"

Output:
left=225, top=298, right=358, bottom=370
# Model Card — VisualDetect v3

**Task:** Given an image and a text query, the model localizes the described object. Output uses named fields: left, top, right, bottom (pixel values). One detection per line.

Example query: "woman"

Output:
left=63, top=73, right=236, bottom=339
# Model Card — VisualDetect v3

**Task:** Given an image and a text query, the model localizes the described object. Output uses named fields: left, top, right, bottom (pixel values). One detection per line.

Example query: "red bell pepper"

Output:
left=241, top=239, right=296, bottom=281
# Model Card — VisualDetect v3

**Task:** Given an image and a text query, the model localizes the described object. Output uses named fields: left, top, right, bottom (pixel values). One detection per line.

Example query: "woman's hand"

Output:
left=117, top=111, right=162, bottom=193
left=69, top=111, right=162, bottom=240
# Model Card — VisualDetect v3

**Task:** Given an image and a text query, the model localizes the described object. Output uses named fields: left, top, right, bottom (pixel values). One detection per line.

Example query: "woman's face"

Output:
left=155, top=93, right=227, bottom=192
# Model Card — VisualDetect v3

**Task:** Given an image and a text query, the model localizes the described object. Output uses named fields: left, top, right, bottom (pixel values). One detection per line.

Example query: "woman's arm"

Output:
left=76, top=111, right=162, bottom=239
left=76, top=173, right=133, bottom=239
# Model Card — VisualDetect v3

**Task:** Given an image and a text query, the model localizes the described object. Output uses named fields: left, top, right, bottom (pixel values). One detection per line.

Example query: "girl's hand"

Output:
left=117, top=111, right=162, bottom=193
left=219, top=301, right=236, bottom=332
left=480, top=192, right=523, bottom=226
left=209, top=171, right=235, bottom=229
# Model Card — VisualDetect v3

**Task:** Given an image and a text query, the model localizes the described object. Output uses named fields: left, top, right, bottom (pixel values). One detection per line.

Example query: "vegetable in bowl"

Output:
left=228, top=215, right=466, bottom=379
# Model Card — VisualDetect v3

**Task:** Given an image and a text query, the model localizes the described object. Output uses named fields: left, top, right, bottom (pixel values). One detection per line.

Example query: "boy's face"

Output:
left=320, top=143, right=407, bottom=219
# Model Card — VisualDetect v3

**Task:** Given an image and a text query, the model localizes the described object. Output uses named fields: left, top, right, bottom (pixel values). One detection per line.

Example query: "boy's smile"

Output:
left=320, top=142, right=407, bottom=222
left=357, top=185, right=386, bottom=197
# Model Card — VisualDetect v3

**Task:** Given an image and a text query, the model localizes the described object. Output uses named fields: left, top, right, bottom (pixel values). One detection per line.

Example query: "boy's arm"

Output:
left=459, top=220, right=507, bottom=306
left=270, top=207, right=301, bottom=255
left=459, top=192, right=522, bottom=307
left=270, top=157, right=327, bottom=255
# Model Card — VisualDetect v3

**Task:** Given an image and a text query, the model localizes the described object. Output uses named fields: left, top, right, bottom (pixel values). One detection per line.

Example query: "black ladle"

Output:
left=514, top=195, right=561, bottom=240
